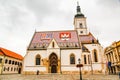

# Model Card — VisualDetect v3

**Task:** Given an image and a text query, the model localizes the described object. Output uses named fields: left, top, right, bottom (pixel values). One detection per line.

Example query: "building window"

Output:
left=3, top=67, right=5, bottom=71
left=35, top=54, right=41, bottom=65
left=15, top=61, right=17, bottom=65
left=18, top=62, right=19, bottom=66
left=14, top=68, right=16, bottom=71
left=52, top=42, right=55, bottom=48
left=0, top=58, right=2, bottom=63
left=80, top=31, right=83, bottom=33
left=88, top=55, right=90, bottom=64
left=84, top=55, right=87, bottom=64
left=93, top=49, right=98, bottom=62
left=9, top=60, right=11, bottom=64
left=8, top=67, right=9, bottom=71
left=5, top=59, right=7, bottom=63
left=11, top=67, right=13, bottom=71
left=79, top=23, right=83, bottom=28
left=20, top=63, right=22, bottom=66
left=70, top=54, right=75, bottom=64
left=12, top=61, right=14, bottom=65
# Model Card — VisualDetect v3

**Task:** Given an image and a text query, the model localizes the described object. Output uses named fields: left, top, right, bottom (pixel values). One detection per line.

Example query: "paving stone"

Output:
left=0, top=74, right=119, bottom=80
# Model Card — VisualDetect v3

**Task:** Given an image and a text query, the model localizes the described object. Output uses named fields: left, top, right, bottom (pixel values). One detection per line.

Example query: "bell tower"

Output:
left=74, top=2, right=88, bottom=35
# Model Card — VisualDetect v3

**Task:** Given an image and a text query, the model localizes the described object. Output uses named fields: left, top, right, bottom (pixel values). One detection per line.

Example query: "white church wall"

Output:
left=61, top=49, right=81, bottom=65
left=83, top=44, right=103, bottom=63
left=47, top=48, right=60, bottom=59
left=23, top=50, right=47, bottom=71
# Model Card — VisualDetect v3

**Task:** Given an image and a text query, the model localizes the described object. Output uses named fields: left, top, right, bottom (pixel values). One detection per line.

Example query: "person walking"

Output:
left=37, top=70, right=39, bottom=75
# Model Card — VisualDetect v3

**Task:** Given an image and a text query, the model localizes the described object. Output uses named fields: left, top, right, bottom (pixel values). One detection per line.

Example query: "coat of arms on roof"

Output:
left=59, top=32, right=71, bottom=41
left=40, top=33, right=53, bottom=40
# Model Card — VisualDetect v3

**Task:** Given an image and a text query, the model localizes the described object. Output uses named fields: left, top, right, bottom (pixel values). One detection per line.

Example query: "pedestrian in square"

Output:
left=37, top=70, right=39, bottom=75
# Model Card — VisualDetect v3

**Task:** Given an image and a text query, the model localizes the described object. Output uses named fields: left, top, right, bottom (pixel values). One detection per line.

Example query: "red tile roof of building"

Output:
left=0, top=47, right=23, bottom=60
left=79, top=32, right=98, bottom=44
left=0, top=51, right=4, bottom=55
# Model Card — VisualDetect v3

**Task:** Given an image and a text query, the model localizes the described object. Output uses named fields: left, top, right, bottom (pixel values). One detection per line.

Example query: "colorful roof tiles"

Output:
left=0, top=47, right=23, bottom=60
left=79, top=32, right=98, bottom=44
left=28, top=30, right=80, bottom=49
left=28, top=30, right=98, bottom=49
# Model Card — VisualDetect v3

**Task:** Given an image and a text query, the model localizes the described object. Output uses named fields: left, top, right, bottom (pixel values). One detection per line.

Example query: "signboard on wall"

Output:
left=59, top=32, right=71, bottom=41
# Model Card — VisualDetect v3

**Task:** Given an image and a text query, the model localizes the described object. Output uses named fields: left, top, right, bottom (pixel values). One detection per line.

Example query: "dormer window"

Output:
left=79, top=23, right=83, bottom=28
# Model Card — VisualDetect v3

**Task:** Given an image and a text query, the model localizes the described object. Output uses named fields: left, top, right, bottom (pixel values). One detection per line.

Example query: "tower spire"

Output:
left=77, top=1, right=81, bottom=14
left=75, top=1, right=85, bottom=18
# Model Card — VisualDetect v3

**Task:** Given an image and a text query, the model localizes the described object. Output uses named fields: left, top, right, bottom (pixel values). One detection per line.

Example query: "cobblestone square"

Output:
left=0, top=74, right=119, bottom=80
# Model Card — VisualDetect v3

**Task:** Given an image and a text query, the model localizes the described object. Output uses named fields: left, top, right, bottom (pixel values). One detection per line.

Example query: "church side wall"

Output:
left=23, top=50, right=47, bottom=74
left=83, top=44, right=105, bottom=74
left=61, top=49, right=82, bottom=74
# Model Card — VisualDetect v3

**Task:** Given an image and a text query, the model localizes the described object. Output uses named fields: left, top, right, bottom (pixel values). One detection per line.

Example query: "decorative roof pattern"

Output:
left=0, top=47, right=23, bottom=60
left=79, top=32, right=98, bottom=44
left=28, top=30, right=80, bottom=49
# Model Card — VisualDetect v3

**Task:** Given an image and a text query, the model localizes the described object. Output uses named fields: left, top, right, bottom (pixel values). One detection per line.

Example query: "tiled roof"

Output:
left=0, top=47, right=23, bottom=60
left=0, top=51, right=4, bottom=55
left=79, top=32, right=98, bottom=44
left=28, top=30, right=80, bottom=49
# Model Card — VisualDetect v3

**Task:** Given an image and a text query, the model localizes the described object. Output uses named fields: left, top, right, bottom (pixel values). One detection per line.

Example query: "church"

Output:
left=23, top=3, right=105, bottom=74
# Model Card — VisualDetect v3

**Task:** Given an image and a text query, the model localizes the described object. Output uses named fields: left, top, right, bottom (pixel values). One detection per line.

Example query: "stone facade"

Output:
left=104, top=40, right=120, bottom=74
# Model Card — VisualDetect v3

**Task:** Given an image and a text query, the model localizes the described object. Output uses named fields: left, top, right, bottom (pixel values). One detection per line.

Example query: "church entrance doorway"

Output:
left=49, top=53, right=58, bottom=73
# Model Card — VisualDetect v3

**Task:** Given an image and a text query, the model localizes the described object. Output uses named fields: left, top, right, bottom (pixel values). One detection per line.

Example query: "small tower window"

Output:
left=52, top=42, right=55, bottom=48
left=80, top=31, right=83, bottom=33
left=79, top=23, right=83, bottom=28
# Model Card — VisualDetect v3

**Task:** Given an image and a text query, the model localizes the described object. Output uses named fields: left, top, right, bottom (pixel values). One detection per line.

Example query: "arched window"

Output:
left=84, top=55, right=87, bottom=64
left=88, top=55, right=90, bottom=64
left=70, top=54, right=75, bottom=64
left=93, top=49, right=98, bottom=62
left=35, top=54, right=41, bottom=65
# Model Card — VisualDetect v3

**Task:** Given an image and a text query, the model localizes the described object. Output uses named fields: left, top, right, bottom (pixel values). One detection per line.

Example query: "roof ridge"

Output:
left=0, top=47, right=23, bottom=60
left=35, top=30, right=75, bottom=33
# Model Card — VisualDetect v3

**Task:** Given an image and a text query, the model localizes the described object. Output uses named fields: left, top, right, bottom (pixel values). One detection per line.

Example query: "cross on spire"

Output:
left=76, top=1, right=81, bottom=14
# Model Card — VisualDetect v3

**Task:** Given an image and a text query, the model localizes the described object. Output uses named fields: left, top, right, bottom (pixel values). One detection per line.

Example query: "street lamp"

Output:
left=77, top=58, right=83, bottom=80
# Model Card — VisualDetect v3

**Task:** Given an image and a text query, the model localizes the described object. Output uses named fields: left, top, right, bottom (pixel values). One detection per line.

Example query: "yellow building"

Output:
left=0, top=51, right=4, bottom=74
left=0, top=47, right=23, bottom=74
left=104, top=41, right=120, bottom=74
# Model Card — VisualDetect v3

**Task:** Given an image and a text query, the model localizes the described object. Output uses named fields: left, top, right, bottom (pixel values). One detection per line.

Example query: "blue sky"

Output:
left=0, top=0, right=120, bottom=56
